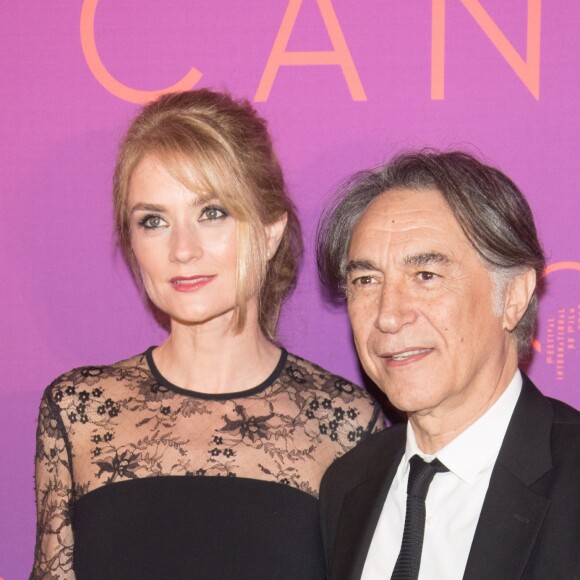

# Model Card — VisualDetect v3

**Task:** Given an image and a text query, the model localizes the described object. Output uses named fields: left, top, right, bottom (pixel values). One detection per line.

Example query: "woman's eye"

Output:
left=138, top=214, right=166, bottom=229
left=200, top=206, right=228, bottom=221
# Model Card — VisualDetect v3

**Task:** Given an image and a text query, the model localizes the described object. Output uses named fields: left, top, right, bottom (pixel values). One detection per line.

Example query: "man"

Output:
left=316, top=151, right=580, bottom=579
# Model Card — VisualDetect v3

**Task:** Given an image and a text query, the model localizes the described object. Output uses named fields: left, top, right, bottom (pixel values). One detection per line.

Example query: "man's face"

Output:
left=346, top=188, right=516, bottom=420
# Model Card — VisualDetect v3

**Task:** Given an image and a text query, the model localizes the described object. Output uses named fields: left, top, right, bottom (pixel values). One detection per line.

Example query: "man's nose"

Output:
left=374, top=281, right=417, bottom=333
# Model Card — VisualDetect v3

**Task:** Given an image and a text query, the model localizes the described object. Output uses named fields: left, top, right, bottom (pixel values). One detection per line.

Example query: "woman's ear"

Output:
left=502, top=268, right=536, bottom=331
left=264, top=213, right=287, bottom=260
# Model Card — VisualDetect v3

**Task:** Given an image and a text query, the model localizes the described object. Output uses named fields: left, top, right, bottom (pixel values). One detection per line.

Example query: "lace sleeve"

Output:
left=31, top=388, right=76, bottom=579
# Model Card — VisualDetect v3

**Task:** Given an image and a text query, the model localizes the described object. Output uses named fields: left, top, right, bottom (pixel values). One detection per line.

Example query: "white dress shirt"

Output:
left=361, top=371, right=523, bottom=580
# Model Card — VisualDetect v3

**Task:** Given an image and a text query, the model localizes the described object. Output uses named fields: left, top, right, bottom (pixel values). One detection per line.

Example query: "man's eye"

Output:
left=352, top=275, right=375, bottom=285
left=417, top=271, right=437, bottom=281
left=138, top=214, right=166, bottom=229
left=200, top=206, right=228, bottom=221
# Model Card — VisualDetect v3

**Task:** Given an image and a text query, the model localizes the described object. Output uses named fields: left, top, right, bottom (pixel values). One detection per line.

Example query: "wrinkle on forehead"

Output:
left=349, top=188, right=473, bottom=266
left=362, top=190, right=453, bottom=231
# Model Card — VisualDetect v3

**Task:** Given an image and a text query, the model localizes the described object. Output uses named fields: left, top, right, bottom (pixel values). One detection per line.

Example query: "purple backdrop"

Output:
left=2, top=1, right=579, bottom=577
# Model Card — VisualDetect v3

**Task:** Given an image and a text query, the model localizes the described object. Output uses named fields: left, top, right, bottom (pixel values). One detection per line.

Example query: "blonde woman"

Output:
left=32, top=90, right=384, bottom=579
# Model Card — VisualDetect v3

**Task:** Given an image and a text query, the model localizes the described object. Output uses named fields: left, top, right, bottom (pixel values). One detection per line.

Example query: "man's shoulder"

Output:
left=546, top=396, right=580, bottom=463
left=548, top=395, right=580, bottom=425
left=518, top=379, right=580, bottom=468
left=521, top=374, right=580, bottom=434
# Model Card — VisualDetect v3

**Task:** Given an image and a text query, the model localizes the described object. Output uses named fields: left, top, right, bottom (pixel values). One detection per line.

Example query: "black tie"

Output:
left=391, top=455, right=449, bottom=580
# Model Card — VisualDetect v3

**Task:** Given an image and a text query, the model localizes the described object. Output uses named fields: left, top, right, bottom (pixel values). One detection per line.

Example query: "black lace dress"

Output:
left=32, top=348, right=384, bottom=579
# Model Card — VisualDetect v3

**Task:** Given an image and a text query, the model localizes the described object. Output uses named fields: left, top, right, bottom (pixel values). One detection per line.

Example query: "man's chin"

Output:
left=380, top=386, right=437, bottom=416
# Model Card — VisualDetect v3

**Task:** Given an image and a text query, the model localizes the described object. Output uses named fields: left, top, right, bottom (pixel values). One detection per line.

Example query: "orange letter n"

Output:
left=432, top=0, right=541, bottom=100
left=255, top=0, right=366, bottom=102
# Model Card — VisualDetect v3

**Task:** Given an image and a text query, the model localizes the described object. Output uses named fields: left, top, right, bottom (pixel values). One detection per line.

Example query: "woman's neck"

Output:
left=153, top=310, right=281, bottom=395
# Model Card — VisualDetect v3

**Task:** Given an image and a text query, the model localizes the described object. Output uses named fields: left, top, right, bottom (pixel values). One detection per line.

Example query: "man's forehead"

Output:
left=349, top=188, right=473, bottom=261
left=353, top=189, right=456, bottom=235
left=361, top=187, right=452, bottom=222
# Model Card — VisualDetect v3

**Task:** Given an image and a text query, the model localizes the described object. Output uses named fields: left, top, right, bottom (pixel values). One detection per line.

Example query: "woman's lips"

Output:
left=381, top=348, right=432, bottom=367
left=170, top=276, right=216, bottom=292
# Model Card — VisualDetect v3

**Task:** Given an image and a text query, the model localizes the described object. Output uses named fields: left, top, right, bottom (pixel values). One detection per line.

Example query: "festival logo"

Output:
left=533, top=262, right=580, bottom=385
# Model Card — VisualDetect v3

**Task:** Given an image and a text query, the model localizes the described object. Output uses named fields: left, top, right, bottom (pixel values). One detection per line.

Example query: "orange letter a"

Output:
left=255, top=0, right=366, bottom=102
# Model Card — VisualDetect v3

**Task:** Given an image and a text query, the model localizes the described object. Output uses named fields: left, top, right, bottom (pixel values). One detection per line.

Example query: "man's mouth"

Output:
left=384, top=348, right=432, bottom=361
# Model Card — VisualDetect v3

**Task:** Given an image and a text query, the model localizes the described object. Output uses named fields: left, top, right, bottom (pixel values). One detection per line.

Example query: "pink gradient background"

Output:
left=1, top=2, right=579, bottom=576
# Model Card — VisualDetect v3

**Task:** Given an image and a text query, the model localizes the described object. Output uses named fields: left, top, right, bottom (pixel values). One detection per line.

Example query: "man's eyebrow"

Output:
left=346, top=259, right=381, bottom=273
left=403, top=252, right=451, bottom=267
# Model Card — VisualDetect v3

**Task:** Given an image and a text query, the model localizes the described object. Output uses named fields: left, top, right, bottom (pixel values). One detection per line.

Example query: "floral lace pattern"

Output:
left=32, top=348, right=384, bottom=579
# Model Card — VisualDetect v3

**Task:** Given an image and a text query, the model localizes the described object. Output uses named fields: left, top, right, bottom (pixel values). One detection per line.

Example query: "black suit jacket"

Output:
left=320, top=375, right=580, bottom=579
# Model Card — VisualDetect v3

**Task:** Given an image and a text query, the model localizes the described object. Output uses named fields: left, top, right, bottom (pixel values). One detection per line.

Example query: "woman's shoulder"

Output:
left=282, top=351, right=383, bottom=416
left=280, top=351, right=387, bottom=451
left=284, top=351, right=362, bottom=394
left=41, top=350, right=151, bottom=407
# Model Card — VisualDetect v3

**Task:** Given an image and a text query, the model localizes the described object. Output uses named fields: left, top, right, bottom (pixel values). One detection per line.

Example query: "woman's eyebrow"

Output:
left=130, top=202, right=166, bottom=213
left=192, top=195, right=220, bottom=207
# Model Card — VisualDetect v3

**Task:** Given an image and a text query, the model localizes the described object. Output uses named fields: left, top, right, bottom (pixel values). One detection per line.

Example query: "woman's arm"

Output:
left=31, top=389, right=76, bottom=579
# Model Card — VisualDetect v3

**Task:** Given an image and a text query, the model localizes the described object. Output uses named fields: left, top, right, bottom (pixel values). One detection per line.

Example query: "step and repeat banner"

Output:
left=2, top=1, right=579, bottom=576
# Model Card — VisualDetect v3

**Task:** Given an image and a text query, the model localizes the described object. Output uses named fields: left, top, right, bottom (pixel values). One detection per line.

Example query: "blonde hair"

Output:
left=113, top=89, right=302, bottom=338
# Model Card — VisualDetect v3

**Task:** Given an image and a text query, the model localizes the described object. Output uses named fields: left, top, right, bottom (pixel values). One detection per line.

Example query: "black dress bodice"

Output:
left=32, top=348, right=383, bottom=579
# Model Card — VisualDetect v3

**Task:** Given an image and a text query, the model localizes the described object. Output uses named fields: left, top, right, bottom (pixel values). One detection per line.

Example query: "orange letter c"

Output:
left=80, top=0, right=203, bottom=104
left=532, top=261, right=580, bottom=352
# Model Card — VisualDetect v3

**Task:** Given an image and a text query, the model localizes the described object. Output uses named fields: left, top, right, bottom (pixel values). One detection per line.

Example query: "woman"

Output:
left=32, top=89, right=384, bottom=579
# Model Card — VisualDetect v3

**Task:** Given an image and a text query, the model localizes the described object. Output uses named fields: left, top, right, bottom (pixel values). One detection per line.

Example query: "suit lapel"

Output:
left=330, top=429, right=405, bottom=580
left=463, top=376, right=553, bottom=579
left=463, top=463, right=550, bottom=579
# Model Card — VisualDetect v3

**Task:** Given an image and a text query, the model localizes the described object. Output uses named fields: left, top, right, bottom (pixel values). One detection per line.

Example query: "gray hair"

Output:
left=316, top=150, right=546, bottom=358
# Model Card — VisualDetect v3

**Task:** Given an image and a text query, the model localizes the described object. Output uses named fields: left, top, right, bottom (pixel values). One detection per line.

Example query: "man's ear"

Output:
left=264, top=213, right=287, bottom=260
left=503, top=268, right=536, bottom=331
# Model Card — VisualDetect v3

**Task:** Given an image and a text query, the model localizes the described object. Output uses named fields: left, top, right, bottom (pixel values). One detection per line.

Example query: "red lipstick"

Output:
left=170, top=276, right=215, bottom=292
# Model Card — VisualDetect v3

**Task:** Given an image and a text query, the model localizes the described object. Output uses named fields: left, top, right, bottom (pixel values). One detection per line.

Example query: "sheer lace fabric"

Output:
left=32, top=348, right=383, bottom=579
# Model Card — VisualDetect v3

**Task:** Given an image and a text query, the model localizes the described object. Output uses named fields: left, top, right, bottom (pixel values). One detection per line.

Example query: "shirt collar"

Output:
left=403, top=370, right=522, bottom=484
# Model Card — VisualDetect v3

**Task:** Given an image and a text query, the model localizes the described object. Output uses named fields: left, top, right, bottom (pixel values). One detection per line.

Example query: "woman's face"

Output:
left=127, top=155, right=242, bottom=329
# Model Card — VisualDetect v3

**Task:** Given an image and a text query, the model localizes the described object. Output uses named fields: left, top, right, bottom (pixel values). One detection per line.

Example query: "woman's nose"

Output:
left=169, top=226, right=203, bottom=263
